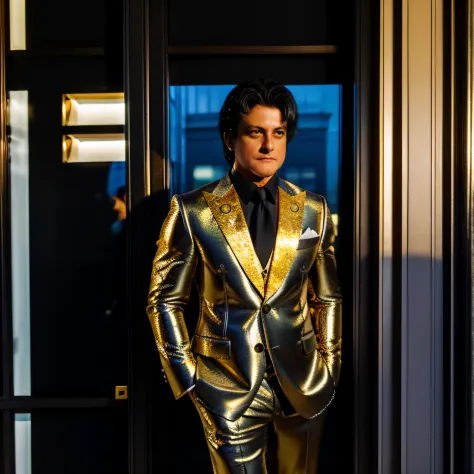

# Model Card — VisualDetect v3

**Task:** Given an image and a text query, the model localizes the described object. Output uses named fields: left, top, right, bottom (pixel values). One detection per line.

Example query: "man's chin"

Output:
left=250, top=164, right=281, bottom=179
left=233, top=162, right=283, bottom=181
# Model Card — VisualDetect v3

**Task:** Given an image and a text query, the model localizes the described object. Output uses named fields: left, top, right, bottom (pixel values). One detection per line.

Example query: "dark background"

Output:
left=0, top=0, right=378, bottom=472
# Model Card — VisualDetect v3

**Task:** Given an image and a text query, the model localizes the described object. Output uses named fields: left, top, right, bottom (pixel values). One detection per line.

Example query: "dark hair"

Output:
left=115, top=185, right=126, bottom=200
left=218, top=78, right=298, bottom=165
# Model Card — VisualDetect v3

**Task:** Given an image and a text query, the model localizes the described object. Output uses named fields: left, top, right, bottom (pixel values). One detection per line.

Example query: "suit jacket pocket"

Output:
left=301, top=330, right=318, bottom=354
left=191, top=333, right=232, bottom=359
left=297, top=236, right=319, bottom=250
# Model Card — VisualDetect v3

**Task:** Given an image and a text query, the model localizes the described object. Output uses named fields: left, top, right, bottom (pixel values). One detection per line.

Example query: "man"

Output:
left=147, top=78, right=342, bottom=473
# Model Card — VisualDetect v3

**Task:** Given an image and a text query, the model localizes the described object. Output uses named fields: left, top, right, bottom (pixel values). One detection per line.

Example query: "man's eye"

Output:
left=275, top=131, right=285, bottom=136
left=250, top=129, right=261, bottom=135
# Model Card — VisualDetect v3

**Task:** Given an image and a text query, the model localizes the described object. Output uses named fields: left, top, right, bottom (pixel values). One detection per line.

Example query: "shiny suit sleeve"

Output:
left=308, top=199, right=342, bottom=386
left=146, top=195, right=198, bottom=399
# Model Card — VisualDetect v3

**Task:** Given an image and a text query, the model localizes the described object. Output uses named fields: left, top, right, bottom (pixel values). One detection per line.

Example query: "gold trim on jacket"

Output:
left=147, top=175, right=342, bottom=420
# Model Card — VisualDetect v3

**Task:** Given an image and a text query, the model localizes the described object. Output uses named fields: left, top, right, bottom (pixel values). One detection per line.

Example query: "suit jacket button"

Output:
left=254, top=343, right=264, bottom=353
left=262, top=304, right=271, bottom=314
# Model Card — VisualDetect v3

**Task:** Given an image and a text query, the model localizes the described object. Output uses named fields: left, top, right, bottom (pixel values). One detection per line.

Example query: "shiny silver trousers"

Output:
left=191, top=378, right=325, bottom=474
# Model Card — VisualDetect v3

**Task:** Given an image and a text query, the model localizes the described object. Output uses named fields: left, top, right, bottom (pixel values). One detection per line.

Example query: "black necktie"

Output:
left=249, top=187, right=275, bottom=268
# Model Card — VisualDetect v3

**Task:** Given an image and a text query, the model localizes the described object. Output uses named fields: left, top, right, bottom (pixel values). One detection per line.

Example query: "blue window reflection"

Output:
left=169, top=85, right=340, bottom=213
left=107, top=161, right=127, bottom=234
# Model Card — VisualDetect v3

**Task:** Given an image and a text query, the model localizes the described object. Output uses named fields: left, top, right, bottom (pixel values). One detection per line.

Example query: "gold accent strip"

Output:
left=467, top=0, right=473, bottom=207
left=448, top=0, right=455, bottom=467
left=167, top=45, right=338, bottom=55
left=63, top=96, right=72, bottom=126
left=65, top=133, right=125, bottom=139
left=203, top=186, right=265, bottom=297
left=144, top=14, right=151, bottom=198
left=467, top=0, right=474, bottom=467
left=400, top=0, right=444, bottom=469
left=265, top=188, right=306, bottom=300
left=379, top=0, right=394, bottom=470
left=64, top=93, right=125, bottom=101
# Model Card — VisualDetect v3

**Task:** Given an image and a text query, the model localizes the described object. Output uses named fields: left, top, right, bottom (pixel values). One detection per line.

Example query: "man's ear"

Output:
left=223, top=132, right=234, bottom=151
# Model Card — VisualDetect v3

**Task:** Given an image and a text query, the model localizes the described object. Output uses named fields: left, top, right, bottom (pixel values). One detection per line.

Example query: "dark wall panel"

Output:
left=24, top=0, right=123, bottom=58
left=169, top=55, right=339, bottom=86
left=27, top=0, right=105, bottom=48
left=31, top=409, right=127, bottom=474
left=168, top=0, right=337, bottom=46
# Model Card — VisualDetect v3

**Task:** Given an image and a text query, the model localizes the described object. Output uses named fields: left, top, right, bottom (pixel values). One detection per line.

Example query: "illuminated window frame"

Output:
left=62, top=93, right=125, bottom=126
left=9, top=90, right=31, bottom=396
left=9, top=0, right=26, bottom=50
left=63, top=134, right=126, bottom=163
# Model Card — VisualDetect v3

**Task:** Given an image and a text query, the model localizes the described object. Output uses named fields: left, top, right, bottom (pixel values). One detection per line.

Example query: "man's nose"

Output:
left=260, top=134, right=275, bottom=153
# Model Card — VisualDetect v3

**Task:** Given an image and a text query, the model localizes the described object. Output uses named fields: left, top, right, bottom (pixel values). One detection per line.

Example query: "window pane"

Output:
left=28, top=158, right=128, bottom=396
left=9, top=91, right=31, bottom=396
left=9, top=0, right=26, bottom=50
left=169, top=84, right=340, bottom=216
left=15, top=411, right=127, bottom=474
left=165, top=84, right=343, bottom=470
left=26, top=0, right=105, bottom=49
left=169, top=56, right=337, bottom=88
left=8, top=88, right=128, bottom=397
left=168, top=0, right=338, bottom=47
left=15, top=414, right=32, bottom=474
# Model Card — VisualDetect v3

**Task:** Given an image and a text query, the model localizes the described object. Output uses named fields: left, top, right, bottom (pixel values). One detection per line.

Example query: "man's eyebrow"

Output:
left=243, top=124, right=287, bottom=130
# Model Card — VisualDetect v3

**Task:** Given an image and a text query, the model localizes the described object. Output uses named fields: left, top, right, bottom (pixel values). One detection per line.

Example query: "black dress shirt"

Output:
left=229, top=169, right=278, bottom=268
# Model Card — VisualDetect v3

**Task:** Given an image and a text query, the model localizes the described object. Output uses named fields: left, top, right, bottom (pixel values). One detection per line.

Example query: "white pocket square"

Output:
left=299, top=227, right=319, bottom=240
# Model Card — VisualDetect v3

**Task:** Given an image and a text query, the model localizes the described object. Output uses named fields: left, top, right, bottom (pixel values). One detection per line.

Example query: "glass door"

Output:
left=169, top=84, right=341, bottom=216
left=4, top=86, right=129, bottom=474
left=162, top=78, right=347, bottom=473
left=124, top=0, right=378, bottom=472
left=1, top=0, right=129, bottom=471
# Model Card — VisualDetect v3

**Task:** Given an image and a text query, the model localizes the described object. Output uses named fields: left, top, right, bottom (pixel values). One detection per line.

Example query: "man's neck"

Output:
left=232, top=167, right=275, bottom=188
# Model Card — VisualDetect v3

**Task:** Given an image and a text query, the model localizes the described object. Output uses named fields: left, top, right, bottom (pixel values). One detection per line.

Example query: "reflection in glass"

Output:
left=9, top=91, right=31, bottom=396
left=107, top=162, right=127, bottom=234
left=193, top=165, right=227, bottom=189
left=168, top=85, right=340, bottom=214
left=25, top=153, right=128, bottom=395
left=15, top=414, right=32, bottom=474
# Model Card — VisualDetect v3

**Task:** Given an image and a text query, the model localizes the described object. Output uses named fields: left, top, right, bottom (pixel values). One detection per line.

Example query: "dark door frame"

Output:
left=124, top=1, right=380, bottom=473
left=451, top=0, right=474, bottom=471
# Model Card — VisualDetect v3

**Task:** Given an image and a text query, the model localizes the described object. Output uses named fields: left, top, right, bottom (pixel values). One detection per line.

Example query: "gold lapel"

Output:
left=265, top=187, right=306, bottom=300
left=203, top=179, right=265, bottom=298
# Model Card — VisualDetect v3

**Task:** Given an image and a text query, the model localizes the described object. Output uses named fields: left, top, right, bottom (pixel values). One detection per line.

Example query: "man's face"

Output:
left=113, top=196, right=127, bottom=221
left=227, top=105, right=287, bottom=179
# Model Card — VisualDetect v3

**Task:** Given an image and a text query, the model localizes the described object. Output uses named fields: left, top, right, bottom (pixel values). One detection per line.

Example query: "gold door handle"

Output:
left=115, top=386, right=128, bottom=400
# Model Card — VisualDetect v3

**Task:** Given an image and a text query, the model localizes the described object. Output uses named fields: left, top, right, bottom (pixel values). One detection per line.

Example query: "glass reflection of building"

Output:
left=169, top=85, right=340, bottom=214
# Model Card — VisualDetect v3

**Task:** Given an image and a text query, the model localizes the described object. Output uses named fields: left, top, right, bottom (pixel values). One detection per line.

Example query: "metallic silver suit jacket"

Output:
left=147, top=175, right=342, bottom=421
